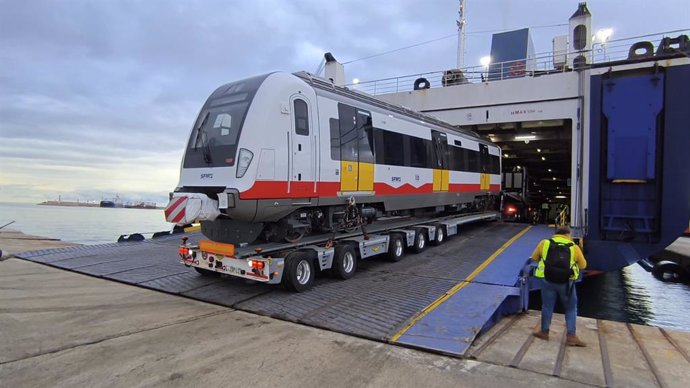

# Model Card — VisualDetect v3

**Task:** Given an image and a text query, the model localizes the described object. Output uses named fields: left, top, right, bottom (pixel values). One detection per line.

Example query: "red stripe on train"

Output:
left=240, top=181, right=500, bottom=199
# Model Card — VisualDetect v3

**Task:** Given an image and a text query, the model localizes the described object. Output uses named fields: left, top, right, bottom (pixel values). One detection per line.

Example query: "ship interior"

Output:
left=471, top=119, right=573, bottom=222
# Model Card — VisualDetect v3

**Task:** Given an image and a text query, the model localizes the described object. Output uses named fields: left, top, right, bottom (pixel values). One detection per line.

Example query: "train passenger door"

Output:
left=338, top=103, right=374, bottom=192
left=431, top=130, right=449, bottom=191
left=479, top=144, right=491, bottom=191
left=289, top=96, right=315, bottom=197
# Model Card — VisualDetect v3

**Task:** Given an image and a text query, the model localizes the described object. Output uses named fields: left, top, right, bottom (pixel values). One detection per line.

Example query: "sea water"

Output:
left=0, top=202, right=171, bottom=244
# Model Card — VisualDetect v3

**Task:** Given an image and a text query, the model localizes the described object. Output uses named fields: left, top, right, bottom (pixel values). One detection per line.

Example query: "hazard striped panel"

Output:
left=165, top=196, right=188, bottom=223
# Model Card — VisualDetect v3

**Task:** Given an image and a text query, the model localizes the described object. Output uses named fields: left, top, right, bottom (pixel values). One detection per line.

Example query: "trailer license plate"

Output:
left=225, top=265, right=243, bottom=276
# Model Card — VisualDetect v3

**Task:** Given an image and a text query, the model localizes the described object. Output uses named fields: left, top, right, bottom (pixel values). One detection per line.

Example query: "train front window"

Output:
left=183, top=73, right=270, bottom=169
left=184, top=101, right=249, bottom=167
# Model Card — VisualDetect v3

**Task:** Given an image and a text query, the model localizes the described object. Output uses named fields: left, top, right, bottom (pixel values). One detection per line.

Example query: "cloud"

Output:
left=0, top=0, right=687, bottom=205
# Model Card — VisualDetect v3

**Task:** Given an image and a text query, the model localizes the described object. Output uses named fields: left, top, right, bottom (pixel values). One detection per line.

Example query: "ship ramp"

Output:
left=16, top=222, right=549, bottom=355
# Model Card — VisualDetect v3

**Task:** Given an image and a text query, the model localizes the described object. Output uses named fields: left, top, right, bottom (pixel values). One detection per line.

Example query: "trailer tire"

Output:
left=412, top=229, right=427, bottom=253
left=386, top=233, right=405, bottom=262
left=431, top=225, right=445, bottom=246
left=332, top=245, right=357, bottom=280
left=194, top=267, right=220, bottom=277
left=282, top=253, right=315, bottom=292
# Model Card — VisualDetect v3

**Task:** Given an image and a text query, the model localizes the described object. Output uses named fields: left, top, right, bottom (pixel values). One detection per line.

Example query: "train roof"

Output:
left=292, top=71, right=489, bottom=145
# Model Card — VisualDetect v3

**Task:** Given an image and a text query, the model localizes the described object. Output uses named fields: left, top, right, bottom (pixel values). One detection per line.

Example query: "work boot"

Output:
left=566, top=334, right=586, bottom=347
left=532, top=329, right=549, bottom=341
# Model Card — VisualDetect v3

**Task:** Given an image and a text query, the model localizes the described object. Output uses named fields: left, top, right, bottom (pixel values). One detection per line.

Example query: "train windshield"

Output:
left=183, top=74, right=270, bottom=168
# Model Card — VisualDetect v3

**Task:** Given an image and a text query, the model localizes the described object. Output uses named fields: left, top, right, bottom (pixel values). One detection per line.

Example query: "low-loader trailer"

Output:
left=178, top=212, right=498, bottom=291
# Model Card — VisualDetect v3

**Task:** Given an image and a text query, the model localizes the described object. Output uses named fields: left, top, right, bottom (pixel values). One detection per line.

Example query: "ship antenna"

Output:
left=456, top=0, right=466, bottom=69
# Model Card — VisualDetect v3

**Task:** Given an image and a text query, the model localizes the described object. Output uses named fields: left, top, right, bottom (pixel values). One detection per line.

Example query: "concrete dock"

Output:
left=0, top=229, right=78, bottom=258
left=2, top=229, right=689, bottom=387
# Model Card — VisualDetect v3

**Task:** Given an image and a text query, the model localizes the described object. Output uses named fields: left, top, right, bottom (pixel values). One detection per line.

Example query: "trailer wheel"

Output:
left=282, top=253, right=315, bottom=292
left=431, top=225, right=445, bottom=246
left=332, top=245, right=357, bottom=280
left=412, top=229, right=427, bottom=253
left=386, top=233, right=405, bottom=262
left=194, top=267, right=220, bottom=277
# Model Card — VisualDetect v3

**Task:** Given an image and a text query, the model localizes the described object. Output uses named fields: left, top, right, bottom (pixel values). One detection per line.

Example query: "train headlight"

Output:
left=236, top=148, right=254, bottom=178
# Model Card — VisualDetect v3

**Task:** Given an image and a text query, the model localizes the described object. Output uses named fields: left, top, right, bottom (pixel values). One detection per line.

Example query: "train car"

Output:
left=165, top=72, right=501, bottom=244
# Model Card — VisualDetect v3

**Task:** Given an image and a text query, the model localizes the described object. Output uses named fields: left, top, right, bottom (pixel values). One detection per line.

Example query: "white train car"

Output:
left=166, top=71, right=501, bottom=244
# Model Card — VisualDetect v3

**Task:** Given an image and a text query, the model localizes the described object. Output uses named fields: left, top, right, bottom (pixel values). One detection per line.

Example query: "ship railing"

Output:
left=348, top=29, right=689, bottom=96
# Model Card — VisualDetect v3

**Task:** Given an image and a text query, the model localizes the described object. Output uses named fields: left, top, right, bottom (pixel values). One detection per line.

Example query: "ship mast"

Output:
left=456, top=0, right=466, bottom=69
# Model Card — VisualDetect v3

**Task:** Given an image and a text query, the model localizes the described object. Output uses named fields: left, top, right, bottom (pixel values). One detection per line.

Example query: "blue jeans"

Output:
left=540, top=278, right=578, bottom=335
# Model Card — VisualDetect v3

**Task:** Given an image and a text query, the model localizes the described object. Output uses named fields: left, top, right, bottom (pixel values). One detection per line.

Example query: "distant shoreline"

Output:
left=38, top=200, right=99, bottom=207
left=38, top=201, right=160, bottom=209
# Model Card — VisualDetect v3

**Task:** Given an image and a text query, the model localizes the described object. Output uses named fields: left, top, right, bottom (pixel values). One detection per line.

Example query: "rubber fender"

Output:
left=628, top=41, right=654, bottom=60
left=413, top=77, right=430, bottom=90
left=572, top=55, right=587, bottom=69
left=127, top=233, right=145, bottom=241
left=656, top=35, right=690, bottom=56
left=651, top=260, right=687, bottom=283
left=117, top=233, right=145, bottom=243
left=172, top=224, right=187, bottom=234
left=152, top=231, right=171, bottom=239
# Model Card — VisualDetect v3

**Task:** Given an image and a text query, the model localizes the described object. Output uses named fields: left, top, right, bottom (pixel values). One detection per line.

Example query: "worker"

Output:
left=540, top=201, right=550, bottom=224
left=530, top=226, right=588, bottom=347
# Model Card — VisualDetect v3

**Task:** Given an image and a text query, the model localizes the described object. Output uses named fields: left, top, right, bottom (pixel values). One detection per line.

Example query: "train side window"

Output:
left=449, top=146, right=462, bottom=171
left=479, top=144, right=490, bottom=173
left=467, top=149, right=479, bottom=172
left=338, top=104, right=358, bottom=162
left=294, top=99, right=309, bottom=136
left=382, top=130, right=404, bottom=166
left=357, top=111, right=374, bottom=164
left=426, top=140, right=435, bottom=169
left=409, top=136, right=427, bottom=168
left=329, top=118, right=340, bottom=160
left=373, top=128, right=385, bottom=164
left=490, top=154, right=500, bottom=174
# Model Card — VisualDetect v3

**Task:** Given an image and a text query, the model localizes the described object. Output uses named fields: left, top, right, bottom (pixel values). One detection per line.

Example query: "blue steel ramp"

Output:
left=392, top=224, right=553, bottom=356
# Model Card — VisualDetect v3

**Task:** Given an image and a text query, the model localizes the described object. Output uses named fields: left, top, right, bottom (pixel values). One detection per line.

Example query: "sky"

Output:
left=1, top=0, right=688, bottom=204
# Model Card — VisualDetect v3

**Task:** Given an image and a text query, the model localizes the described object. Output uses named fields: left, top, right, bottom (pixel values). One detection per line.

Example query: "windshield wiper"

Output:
left=193, top=112, right=210, bottom=150
left=193, top=112, right=213, bottom=164
left=202, top=137, right=213, bottom=164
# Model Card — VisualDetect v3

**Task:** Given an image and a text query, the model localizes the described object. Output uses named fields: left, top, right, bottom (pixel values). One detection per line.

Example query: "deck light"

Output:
left=515, top=135, right=536, bottom=141
left=595, top=28, right=614, bottom=43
